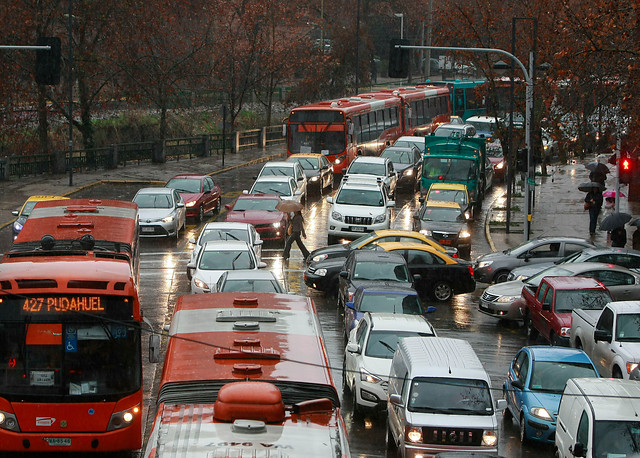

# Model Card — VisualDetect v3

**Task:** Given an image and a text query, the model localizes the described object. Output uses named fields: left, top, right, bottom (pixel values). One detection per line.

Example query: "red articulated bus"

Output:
left=285, top=86, right=451, bottom=176
left=144, top=292, right=350, bottom=457
left=0, top=199, right=144, bottom=453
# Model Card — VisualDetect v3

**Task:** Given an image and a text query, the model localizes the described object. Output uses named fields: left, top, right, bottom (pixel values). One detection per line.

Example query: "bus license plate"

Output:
left=45, top=438, right=71, bottom=446
left=439, top=239, right=452, bottom=245
left=351, top=226, right=365, bottom=232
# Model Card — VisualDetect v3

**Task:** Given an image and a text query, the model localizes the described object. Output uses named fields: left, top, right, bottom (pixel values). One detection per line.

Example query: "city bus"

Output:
left=426, top=79, right=487, bottom=120
left=285, top=85, right=451, bottom=176
left=0, top=199, right=143, bottom=453
left=144, top=292, right=350, bottom=457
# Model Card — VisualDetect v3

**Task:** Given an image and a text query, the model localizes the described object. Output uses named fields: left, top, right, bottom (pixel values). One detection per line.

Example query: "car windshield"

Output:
left=593, top=421, right=640, bottom=456
left=382, top=150, right=412, bottom=164
left=336, top=188, right=384, bottom=207
left=198, top=250, right=254, bottom=270
left=365, top=330, right=431, bottom=359
left=166, top=178, right=201, bottom=193
left=232, top=198, right=279, bottom=211
left=427, top=189, right=468, bottom=206
left=357, top=292, right=422, bottom=315
left=261, top=166, right=294, bottom=178
left=433, top=126, right=465, bottom=137
left=220, top=279, right=282, bottom=293
left=467, top=120, right=496, bottom=133
left=486, top=142, right=503, bottom=157
left=408, top=377, right=493, bottom=415
left=290, top=157, right=319, bottom=170
left=352, top=261, right=410, bottom=282
left=251, top=181, right=292, bottom=197
left=529, top=361, right=598, bottom=393
left=394, top=140, right=424, bottom=153
left=348, top=162, right=386, bottom=176
left=420, top=207, right=463, bottom=223
left=524, top=266, right=574, bottom=288
left=134, top=193, right=172, bottom=209
left=616, top=313, right=640, bottom=342
left=423, top=158, right=475, bottom=181
left=554, top=290, right=611, bottom=313
left=199, top=229, right=249, bottom=244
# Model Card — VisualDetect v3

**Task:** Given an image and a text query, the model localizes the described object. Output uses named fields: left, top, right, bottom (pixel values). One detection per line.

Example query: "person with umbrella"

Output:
left=282, top=205, right=310, bottom=261
left=600, top=212, right=632, bottom=248
left=580, top=182, right=603, bottom=236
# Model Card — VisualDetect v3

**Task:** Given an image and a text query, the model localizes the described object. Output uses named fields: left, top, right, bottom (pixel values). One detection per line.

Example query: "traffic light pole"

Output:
left=394, top=44, right=534, bottom=241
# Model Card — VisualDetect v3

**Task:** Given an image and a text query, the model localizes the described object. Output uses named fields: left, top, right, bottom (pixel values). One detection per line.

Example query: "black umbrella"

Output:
left=585, top=162, right=610, bottom=174
left=629, top=217, right=640, bottom=227
left=578, top=182, right=605, bottom=192
left=599, top=212, right=632, bottom=231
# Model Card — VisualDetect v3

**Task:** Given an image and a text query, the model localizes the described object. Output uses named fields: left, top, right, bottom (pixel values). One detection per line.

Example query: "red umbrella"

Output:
left=603, top=190, right=626, bottom=198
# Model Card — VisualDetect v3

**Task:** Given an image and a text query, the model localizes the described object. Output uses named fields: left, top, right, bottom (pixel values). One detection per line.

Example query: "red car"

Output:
left=165, top=174, right=222, bottom=221
left=224, top=194, right=289, bottom=244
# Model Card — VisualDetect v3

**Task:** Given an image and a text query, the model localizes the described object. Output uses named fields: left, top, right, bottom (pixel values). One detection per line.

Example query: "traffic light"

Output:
left=35, top=36, right=61, bottom=85
left=619, top=153, right=634, bottom=184
left=388, top=39, right=409, bottom=78
left=516, top=148, right=528, bottom=172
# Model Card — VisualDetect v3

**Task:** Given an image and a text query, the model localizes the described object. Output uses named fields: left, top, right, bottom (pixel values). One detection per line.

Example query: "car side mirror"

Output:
left=570, top=442, right=586, bottom=457
left=389, top=394, right=403, bottom=407
left=255, top=239, right=264, bottom=246
left=346, top=342, right=360, bottom=354
left=258, top=262, right=267, bottom=269
left=387, top=200, right=396, bottom=207
left=418, top=196, right=425, bottom=203
left=188, top=237, right=196, bottom=244
left=495, top=399, right=507, bottom=411
left=225, top=204, right=232, bottom=210
left=425, top=306, right=436, bottom=314
left=594, top=329, right=612, bottom=343
left=176, top=202, right=185, bottom=208
left=339, top=271, right=348, bottom=278
left=345, top=301, right=355, bottom=310
left=12, top=210, right=18, bottom=216
left=542, top=302, right=551, bottom=311
left=413, top=273, right=422, bottom=282
left=242, top=190, right=249, bottom=195
left=326, top=196, right=334, bottom=204
left=511, top=379, right=524, bottom=390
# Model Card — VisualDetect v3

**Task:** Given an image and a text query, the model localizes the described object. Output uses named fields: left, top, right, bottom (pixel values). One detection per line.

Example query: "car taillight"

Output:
left=467, top=265, right=474, bottom=277
left=452, top=252, right=459, bottom=258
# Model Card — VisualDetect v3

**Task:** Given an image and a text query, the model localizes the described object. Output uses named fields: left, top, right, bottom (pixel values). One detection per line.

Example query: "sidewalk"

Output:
left=486, top=162, right=640, bottom=253
left=0, top=146, right=286, bottom=231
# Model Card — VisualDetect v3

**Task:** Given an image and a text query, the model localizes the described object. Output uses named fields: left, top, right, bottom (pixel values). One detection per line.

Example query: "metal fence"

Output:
left=1, top=126, right=285, bottom=179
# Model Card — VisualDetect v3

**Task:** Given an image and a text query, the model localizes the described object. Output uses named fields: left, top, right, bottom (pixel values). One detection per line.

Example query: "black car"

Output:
left=380, top=145, right=422, bottom=192
left=337, top=250, right=415, bottom=309
left=412, top=200, right=472, bottom=259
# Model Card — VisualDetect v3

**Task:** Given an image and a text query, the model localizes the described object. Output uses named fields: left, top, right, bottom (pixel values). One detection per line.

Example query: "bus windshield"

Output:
left=423, top=158, right=476, bottom=181
left=288, top=124, right=345, bottom=155
left=0, top=319, right=141, bottom=400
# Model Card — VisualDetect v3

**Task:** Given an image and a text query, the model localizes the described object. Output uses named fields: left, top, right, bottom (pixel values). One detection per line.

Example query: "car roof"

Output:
left=168, top=174, right=207, bottom=179
left=604, top=300, right=640, bottom=314
left=577, top=246, right=640, bottom=256
left=351, top=156, right=388, bottom=164
left=427, top=182, right=469, bottom=191
left=466, top=115, right=500, bottom=123
left=541, top=276, right=607, bottom=289
left=365, top=313, right=433, bottom=332
left=24, top=195, right=68, bottom=203
left=396, top=135, right=424, bottom=142
left=201, top=222, right=253, bottom=231
left=221, top=270, right=279, bottom=281
left=288, top=153, right=324, bottom=159
left=356, top=283, right=419, bottom=294
left=201, top=240, right=252, bottom=251
left=424, top=200, right=461, bottom=209
left=349, top=250, right=406, bottom=262
left=376, top=241, right=446, bottom=254
left=236, top=193, right=281, bottom=200
left=340, top=176, right=384, bottom=188
left=533, top=261, right=639, bottom=278
left=262, top=161, right=296, bottom=167
left=526, top=345, right=594, bottom=363
left=253, top=176, right=293, bottom=183
left=382, top=146, right=416, bottom=153
left=136, top=187, right=174, bottom=195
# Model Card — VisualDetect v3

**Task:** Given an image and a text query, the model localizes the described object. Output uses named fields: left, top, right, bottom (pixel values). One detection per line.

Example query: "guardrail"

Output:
left=1, top=125, right=285, bottom=179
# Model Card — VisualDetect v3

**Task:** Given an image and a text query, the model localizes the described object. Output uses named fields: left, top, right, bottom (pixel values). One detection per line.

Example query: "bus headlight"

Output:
left=482, top=430, right=498, bottom=447
left=406, top=427, right=423, bottom=443
left=107, top=405, right=140, bottom=431
left=0, top=410, right=20, bottom=432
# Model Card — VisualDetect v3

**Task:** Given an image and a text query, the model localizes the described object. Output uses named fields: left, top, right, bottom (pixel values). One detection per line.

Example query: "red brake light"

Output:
left=467, top=265, right=474, bottom=277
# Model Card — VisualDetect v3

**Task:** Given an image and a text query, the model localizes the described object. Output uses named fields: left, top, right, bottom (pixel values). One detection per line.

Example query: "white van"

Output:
left=386, top=337, right=506, bottom=457
left=556, top=378, right=640, bottom=458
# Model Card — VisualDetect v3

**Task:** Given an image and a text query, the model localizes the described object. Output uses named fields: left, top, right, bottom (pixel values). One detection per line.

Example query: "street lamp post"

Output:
left=395, top=13, right=404, bottom=40
left=67, top=0, right=74, bottom=186
left=397, top=44, right=534, bottom=242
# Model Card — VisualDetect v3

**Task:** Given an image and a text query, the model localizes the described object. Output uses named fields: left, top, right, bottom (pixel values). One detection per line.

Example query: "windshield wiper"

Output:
left=378, top=340, right=396, bottom=354
left=231, top=252, right=243, bottom=269
left=223, top=232, right=240, bottom=241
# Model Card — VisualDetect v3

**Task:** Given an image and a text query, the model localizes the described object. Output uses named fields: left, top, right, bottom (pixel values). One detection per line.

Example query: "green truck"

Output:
left=420, top=135, right=488, bottom=216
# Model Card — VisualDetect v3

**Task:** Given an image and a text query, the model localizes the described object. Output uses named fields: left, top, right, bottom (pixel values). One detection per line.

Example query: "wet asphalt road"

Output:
left=0, top=163, right=555, bottom=458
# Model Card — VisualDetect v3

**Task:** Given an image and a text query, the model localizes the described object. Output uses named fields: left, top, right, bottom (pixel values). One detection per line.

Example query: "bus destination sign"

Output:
left=22, top=296, right=106, bottom=315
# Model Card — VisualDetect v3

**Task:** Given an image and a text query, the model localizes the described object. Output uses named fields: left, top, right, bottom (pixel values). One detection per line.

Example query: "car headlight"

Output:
left=373, top=213, right=386, bottom=223
left=13, top=221, right=23, bottom=232
left=482, top=430, right=498, bottom=447
left=312, top=254, right=328, bottom=262
left=310, top=176, right=319, bottom=182
left=331, top=211, right=343, bottom=222
left=194, top=278, right=209, bottom=290
left=496, top=161, right=505, bottom=169
left=360, top=369, right=383, bottom=384
left=530, top=406, right=552, bottom=421
left=459, top=230, right=471, bottom=239
left=478, top=260, right=493, bottom=268
left=406, top=427, right=423, bottom=443
left=403, top=169, right=414, bottom=176
left=496, top=295, right=520, bottom=303
left=185, top=201, right=197, bottom=207
left=272, top=221, right=281, bottom=228
left=162, top=215, right=175, bottom=223
left=419, top=229, right=432, bottom=237
left=314, top=268, right=327, bottom=276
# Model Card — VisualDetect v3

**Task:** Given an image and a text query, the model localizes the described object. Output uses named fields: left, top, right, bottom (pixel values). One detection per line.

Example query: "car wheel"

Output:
left=351, top=387, right=362, bottom=419
left=613, top=366, right=624, bottom=379
left=215, top=198, right=222, bottom=214
left=432, top=281, right=453, bottom=302
left=575, top=338, right=583, bottom=350
left=342, top=356, right=350, bottom=393
left=198, top=205, right=204, bottom=222
left=527, top=320, right=539, bottom=341
left=493, top=270, right=510, bottom=283
left=549, top=332, right=558, bottom=346
left=520, top=412, right=529, bottom=444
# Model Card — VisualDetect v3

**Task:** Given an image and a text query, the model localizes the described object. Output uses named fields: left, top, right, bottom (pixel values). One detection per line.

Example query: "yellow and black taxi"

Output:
left=412, top=200, right=472, bottom=259
left=11, top=195, right=69, bottom=240
left=375, top=241, right=476, bottom=302
left=304, top=229, right=456, bottom=293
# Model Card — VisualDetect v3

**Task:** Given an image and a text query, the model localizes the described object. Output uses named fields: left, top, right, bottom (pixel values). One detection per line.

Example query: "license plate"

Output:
left=141, top=226, right=155, bottom=233
left=45, top=438, right=71, bottom=447
left=439, top=239, right=452, bottom=245
left=351, top=226, right=365, bottom=232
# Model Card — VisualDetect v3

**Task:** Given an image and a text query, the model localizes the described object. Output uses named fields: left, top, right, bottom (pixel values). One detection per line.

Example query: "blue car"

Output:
left=343, top=284, right=430, bottom=338
left=503, top=346, right=599, bottom=444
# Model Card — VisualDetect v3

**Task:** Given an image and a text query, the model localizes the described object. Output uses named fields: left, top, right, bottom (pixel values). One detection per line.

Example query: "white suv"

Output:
left=345, top=156, right=397, bottom=198
left=325, top=175, right=395, bottom=244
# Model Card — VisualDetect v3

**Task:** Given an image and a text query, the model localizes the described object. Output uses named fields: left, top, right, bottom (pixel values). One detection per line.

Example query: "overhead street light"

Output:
left=395, top=13, right=404, bottom=40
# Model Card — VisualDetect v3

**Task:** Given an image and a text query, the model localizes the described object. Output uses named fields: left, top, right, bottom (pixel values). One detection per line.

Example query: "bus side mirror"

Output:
left=149, top=334, right=160, bottom=363
left=282, top=124, right=286, bottom=137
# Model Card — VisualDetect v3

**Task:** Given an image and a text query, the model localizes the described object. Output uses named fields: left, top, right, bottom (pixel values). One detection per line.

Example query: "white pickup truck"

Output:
left=570, top=300, right=640, bottom=379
